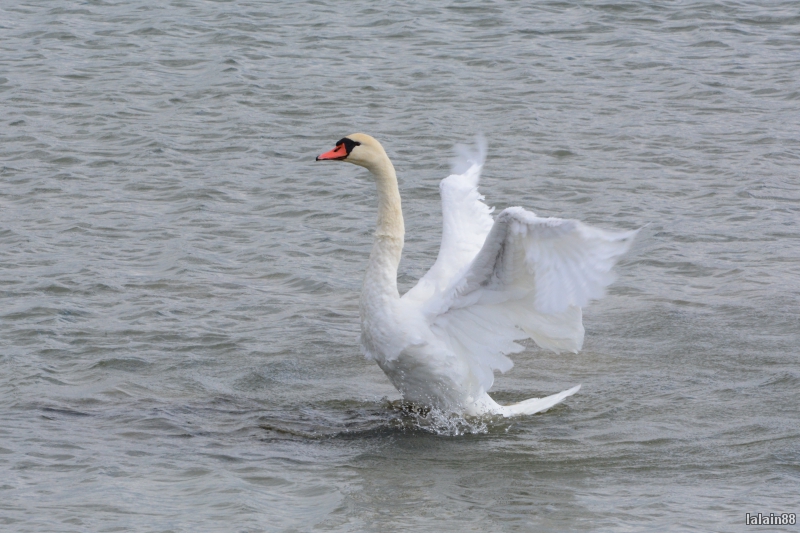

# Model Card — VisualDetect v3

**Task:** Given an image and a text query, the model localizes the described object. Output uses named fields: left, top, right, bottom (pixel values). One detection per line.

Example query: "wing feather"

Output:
left=401, top=138, right=637, bottom=395
left=429, top=206, right=638, bottom=392
left=402, top=137, right=494, bottom=306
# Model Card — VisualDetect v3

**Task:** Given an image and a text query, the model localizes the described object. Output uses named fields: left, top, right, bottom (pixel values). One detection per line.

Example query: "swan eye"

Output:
left=336, top=137, right=361, bottom=155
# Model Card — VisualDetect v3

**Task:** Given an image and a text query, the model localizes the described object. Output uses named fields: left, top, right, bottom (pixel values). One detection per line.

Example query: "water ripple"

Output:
left=1, top=0, right=798, bottom=531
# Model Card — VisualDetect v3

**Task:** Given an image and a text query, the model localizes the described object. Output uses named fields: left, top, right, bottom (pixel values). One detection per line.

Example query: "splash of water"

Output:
left=386, top=400, right=491, bottom=436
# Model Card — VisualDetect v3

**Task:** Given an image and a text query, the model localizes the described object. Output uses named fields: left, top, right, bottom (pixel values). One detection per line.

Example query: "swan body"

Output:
left=317, top=134, right=637, bottom=417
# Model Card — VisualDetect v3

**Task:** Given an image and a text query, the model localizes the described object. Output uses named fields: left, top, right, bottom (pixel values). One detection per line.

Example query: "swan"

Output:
left=317, top=134, right=637, bottom=417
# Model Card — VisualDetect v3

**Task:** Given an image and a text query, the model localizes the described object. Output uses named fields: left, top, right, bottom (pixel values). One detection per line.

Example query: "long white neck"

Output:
left=362, top=156, right=404, bottom=303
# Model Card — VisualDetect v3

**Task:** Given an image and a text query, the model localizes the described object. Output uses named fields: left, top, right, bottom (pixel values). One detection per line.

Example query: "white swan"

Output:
left=317, top=134, right=637, bottom=417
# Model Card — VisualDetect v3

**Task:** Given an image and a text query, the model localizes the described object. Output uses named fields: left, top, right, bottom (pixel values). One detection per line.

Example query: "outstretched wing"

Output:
left=426, top=207, right=638, bottom=391
left=402, top=137, right=495, bottom=306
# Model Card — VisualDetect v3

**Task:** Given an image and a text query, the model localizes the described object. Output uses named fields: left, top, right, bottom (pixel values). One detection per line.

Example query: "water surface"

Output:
left=1, top=1, right=799, bottom=531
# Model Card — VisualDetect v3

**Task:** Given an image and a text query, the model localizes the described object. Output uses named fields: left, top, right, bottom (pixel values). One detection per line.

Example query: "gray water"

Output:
left=1, top=1, right=799, bottom=531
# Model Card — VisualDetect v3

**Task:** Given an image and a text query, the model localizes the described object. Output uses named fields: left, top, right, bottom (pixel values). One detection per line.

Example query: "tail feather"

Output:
left=499, top=384, right=581, bottom=417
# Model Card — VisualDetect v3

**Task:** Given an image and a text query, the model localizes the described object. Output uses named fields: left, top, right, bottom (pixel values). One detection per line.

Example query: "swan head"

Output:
left=316, top=133, right=389, bottom=171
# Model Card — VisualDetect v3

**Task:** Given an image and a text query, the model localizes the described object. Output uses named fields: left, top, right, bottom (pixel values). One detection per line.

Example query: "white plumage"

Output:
left=317, top=134, right=637, bottom=417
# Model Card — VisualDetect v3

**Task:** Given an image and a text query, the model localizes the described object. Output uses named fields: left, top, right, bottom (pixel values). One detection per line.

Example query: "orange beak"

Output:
left=316, top=143, right=348, bottom=161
